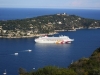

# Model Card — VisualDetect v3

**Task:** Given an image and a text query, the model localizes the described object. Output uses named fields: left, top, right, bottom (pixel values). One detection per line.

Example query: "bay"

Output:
left=0, top=8, right=100, bottom=75
left=0, top=29, right=100, bottom=75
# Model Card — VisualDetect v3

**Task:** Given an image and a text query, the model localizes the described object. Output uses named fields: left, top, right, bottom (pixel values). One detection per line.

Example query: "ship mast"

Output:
left=3, top=69, right=7, bottom=75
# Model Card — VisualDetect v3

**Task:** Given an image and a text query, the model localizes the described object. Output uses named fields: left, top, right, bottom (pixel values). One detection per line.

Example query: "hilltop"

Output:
left=19, top=47, right=100, bottom=75
left=0, top=13, right=100, bottom=38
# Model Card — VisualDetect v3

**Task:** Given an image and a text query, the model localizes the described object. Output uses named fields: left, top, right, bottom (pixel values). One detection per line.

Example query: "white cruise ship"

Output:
left=35, top=35, right=74, bottom=44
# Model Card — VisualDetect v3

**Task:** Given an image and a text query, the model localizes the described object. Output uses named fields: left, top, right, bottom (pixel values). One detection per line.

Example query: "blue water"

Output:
left=0, top=8, right=100, bottom=75
left=0, top=29, right=100, bottom=75
left=0, top=8, right=100, bottom=20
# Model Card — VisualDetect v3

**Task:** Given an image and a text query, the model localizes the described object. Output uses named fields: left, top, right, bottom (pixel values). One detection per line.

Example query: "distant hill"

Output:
left=19, top=47, right=100, bottom=75
left=0, top=13, right=100, bottom=38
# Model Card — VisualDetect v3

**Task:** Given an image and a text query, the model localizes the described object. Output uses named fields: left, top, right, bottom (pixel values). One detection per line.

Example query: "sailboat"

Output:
left=3, top=69, right=7, bottom=75
left=71, top=60, right=73, bottom=64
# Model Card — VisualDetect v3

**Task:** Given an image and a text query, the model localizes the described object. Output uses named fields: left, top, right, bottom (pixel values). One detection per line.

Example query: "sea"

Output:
left=0, top=8, right=100, bottom=75
left=0, top=8, right=100, bottom=20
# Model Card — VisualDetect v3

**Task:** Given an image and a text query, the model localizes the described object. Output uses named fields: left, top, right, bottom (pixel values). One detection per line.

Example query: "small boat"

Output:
left=3, top=69, right=7, bottom=75
left=14, top=53, right=18, bottom=55
left=33, top=68, right=35, bottom=70
left=25, top=49, right=32, bottom=52
left=71, top=60, right=73, bottom=64
left=28, top=49, right=32, bottom=52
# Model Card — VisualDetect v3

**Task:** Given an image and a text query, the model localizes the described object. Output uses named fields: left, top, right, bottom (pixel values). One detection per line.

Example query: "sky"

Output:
left=0, top=0, right=100, bottom=9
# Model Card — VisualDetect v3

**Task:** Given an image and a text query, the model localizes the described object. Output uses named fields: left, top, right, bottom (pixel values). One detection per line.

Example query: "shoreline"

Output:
left=0, top=28, right=100, bottom=38
left=0, top=32, right=58, bottom=39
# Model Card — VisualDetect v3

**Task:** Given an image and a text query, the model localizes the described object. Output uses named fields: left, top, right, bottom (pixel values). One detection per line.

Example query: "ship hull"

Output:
left=35, top=40, right=56, bottom=43
left=35, top=35, right=74, bottom=44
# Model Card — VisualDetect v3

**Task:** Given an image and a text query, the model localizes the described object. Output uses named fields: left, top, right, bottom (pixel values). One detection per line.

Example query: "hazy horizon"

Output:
left=0, top=0, right=100, bottom=9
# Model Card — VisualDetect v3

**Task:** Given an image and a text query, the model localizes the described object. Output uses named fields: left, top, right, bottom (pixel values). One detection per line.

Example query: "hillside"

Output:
left=0, top=13, right=100, bottom=38
left=19, top=47, right=100, bottom=75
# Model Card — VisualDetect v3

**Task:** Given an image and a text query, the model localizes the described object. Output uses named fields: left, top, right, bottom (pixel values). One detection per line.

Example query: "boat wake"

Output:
left=0, top=49, right=32, bottom=56
left=10, top=53, right=18, bottom=56
left=10, top=49, right=32, bottom=56
left=25, top=49, right=32, bottom=52
left=19, top=49, right=32, bottom=52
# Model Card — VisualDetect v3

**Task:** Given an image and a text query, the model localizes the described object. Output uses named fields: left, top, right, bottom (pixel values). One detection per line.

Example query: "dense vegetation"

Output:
left=0, top=13, right=100, bottom=34
left=19, top=47, right=100, bottom=75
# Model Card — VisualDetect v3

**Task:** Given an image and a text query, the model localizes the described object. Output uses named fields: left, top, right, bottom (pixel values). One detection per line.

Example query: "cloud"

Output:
left=69, top=0, right=86, bottom=7
left=63, top=0, right=100, bottom=9
left=71, top=1, right=82, bottom=6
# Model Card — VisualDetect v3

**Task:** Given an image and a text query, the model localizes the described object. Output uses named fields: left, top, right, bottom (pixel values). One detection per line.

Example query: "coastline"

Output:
left=0, top=28, right=100, bottom=38
left=0, top=32, right=58, bottom=38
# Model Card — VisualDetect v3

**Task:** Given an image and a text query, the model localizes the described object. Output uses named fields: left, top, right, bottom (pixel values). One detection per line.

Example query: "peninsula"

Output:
left=0, top=13, right=100, bottom=38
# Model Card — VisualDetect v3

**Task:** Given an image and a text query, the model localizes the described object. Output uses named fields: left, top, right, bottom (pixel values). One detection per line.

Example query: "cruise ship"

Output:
left=35, top=35, right=74, bottom=44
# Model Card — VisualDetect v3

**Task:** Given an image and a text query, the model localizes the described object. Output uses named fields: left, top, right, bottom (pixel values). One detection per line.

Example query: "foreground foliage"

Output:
left=69, top=47, right=100, bottom=75
left=19, top=47, right=100, bottom=75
